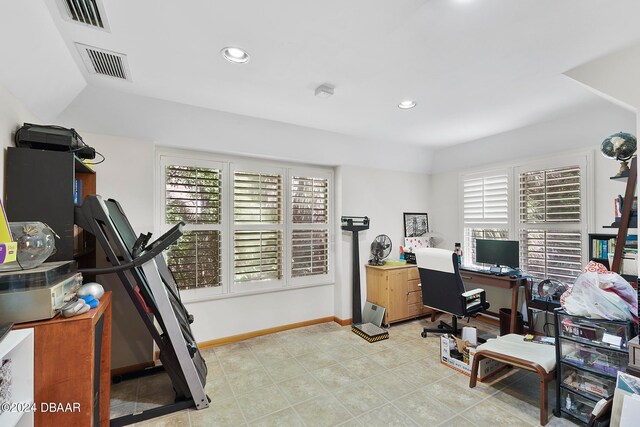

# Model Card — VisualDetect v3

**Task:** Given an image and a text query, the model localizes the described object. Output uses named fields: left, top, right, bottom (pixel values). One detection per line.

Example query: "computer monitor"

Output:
left=475, top=239, right=519, bottom=269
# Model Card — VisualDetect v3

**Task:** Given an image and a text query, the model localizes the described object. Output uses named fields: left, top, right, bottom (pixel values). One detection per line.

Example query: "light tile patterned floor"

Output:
left=110, top=318, right=580, bottom=427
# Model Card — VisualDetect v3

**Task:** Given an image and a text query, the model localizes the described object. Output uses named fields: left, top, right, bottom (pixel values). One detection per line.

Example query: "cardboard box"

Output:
left=440, top=335, right=507, bottom=381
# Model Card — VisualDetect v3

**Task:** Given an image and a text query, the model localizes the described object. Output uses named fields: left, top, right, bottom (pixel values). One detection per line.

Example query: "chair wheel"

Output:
left=383, top=324, right=390, bottom=329
left=421, top=331, right=427, bottom=338
left=437, top=324, right=443, bottom=329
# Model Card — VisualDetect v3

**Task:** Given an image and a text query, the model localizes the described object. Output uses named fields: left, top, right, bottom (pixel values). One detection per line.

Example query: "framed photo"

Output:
left=404, top=213, right=429, bottom=237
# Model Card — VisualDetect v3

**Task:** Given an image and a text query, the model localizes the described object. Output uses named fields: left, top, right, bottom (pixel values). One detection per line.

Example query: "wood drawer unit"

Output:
left=365, top=264, right=433, bottom=325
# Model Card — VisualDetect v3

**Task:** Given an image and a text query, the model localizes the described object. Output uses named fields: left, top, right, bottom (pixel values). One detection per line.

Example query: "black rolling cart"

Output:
left=554, top=309, right=637, bottom=425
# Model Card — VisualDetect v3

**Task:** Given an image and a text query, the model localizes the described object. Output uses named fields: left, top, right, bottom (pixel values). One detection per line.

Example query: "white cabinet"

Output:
left=0, top=329, right=34, bottom=427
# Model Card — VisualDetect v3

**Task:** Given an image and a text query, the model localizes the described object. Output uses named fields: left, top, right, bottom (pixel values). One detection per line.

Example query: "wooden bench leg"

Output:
left=469, top=354, right=484, bottom=388
left=540, top=378, right=548, bottom=426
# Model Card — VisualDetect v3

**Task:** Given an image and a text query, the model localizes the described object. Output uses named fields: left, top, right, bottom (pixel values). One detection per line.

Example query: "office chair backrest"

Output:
left=415, top=248, right=466, bottom=316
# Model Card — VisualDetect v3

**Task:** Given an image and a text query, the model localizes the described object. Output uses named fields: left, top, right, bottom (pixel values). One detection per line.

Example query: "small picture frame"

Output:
left=404, top=213, right=429, bottom=237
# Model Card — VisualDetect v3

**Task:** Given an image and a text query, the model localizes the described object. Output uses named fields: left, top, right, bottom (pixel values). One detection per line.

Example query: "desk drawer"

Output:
left=407, top=279, right=421, bottom=292
left=408, top=302, right=423, bottom=317
left=408, top=290, right=422, bottom=305
left=407, top=267, right=419, bottom=281
left=460, top=272, right=512, bottom=289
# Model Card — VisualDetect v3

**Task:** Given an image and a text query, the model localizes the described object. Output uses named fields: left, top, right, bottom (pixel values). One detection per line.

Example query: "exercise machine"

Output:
left=75, top=195, right=208, bottom=426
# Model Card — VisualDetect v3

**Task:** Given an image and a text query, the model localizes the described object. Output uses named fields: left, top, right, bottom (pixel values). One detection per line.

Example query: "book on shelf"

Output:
left=73, top=178, right=83, bottom=205
left=592, top=238, right=616, bottom=259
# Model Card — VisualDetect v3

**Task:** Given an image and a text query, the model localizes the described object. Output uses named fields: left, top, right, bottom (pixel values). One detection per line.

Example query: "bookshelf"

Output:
left=597, top=157, right=637, bottom=286
left=4, top=148, right=97, bottom=271
left=588, top=233, right=636, bottom=282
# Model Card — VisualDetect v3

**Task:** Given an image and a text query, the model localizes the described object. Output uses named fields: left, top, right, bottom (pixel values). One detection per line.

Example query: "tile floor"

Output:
left=110, top=318, right=580, bottom=427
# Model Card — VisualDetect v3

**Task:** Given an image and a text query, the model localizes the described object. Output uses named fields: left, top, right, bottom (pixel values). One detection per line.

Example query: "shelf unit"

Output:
left=4, top=148, right=97, bottom=273
left=588, top=233, right=636, bottom=282
left=0, top=328, right=34, bottom=427
left=554, top=310, right=637, bottom=425
left=609, top=157, right=637, bottom=278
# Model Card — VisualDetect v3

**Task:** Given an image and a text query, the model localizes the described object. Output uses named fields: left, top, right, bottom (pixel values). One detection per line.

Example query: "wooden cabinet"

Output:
left=365, top=264, right=433, bottom=325
left=4, top=147, right=97, bottom=272
left=13, top=292, right=112, bottom=427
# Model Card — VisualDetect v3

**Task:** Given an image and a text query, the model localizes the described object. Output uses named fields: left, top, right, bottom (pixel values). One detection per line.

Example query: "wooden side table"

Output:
left=14, top=292, right=112, bottom=427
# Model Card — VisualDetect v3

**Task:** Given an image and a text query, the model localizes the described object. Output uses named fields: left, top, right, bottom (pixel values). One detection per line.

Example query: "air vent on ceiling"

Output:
left=57, top=0, right=110, bottom=31
left=76, top=44, right=131, bottom=81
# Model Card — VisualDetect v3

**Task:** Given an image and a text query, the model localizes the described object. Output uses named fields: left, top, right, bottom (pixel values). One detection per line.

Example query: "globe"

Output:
left=601, top=131, right=637, bottom=161
left=601, top=131, right=637, bottom=177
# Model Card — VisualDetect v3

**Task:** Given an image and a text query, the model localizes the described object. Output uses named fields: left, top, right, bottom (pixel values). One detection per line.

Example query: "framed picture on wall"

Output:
left=404, top=213, right=429, bottom=237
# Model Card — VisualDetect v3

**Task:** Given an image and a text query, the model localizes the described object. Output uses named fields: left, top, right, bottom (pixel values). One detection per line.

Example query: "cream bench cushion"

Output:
left=476, top=333, right=556, bottom=373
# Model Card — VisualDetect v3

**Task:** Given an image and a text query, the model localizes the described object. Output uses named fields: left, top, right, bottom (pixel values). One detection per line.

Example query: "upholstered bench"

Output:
left=469, top=334, right=557, bottom=426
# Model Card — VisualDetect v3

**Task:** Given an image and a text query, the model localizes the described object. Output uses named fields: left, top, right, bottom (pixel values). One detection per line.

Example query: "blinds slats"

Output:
left=234, top=230, right=282, bottom=283
left=520, top=229, right=582, bottom=283
left=165, top=164, right=222, bottom=290
left=166, top=230, right=221, bottom=289
left=166, top=165, right=221, bottom=224
left=234, top=171, right=283, bottom=224
left=291, top=229, right=329, bottom=277
left=463, top=174, right=508, bottom=224
left=520, top=166, right=581, bottom=223
left=292, top=176, right=328, bottom=224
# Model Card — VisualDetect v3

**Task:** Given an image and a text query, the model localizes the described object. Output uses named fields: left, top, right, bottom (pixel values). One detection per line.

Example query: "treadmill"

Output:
left=75, top=195, right=209, bottom=426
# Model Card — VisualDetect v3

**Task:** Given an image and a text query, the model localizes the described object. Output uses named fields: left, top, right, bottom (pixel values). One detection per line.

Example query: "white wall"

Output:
left=335, top=165, right=431, bottom=319
left=429, top=101, right=635, bottom=175
left=0, top=84, right=40, bottom=198
left=564, top=42, right=640, bottom=112
left=81, top=132, right=156, bottom=369
left=56, top=86, right=434, bottom=173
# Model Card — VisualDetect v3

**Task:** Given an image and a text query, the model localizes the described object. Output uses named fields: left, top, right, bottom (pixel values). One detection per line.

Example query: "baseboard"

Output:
left=110, top=361, right=155, bottom=377
left=333, top=316, right=352, bottom=326
left=198, top=316, right=336, bottom=349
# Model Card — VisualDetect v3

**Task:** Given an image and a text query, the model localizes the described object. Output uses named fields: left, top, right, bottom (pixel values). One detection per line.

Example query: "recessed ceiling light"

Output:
left=398, top=100, right=417, bottom=109
left=221, top=47, right=250, bottom=64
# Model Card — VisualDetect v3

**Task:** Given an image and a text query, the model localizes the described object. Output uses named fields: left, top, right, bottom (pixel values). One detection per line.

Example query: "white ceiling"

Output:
left=8, top=0, right=640, bottom=148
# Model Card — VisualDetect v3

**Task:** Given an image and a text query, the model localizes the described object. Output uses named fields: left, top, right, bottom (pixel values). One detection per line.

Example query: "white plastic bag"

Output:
left=560, top=271, right=636, bottom=321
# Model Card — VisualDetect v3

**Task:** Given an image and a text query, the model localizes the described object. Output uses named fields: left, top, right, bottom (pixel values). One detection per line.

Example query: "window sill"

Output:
left=181, top=280, right=335, bottom=304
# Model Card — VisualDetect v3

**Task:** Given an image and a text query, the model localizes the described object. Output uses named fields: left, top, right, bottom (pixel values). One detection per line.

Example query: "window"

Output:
left=290, top=175, right=330, bottom=280
left=159, top=152, right=333, bottom=298
left=163, top=163, right=222, bottom=290
left=232, top=168, right=284, bottom=290
left=518, top=165, right=584, bottom=282
left=461, top=172, right=510, bottom=268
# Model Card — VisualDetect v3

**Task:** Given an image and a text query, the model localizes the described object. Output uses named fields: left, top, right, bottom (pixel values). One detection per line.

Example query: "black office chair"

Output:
left=416, top=248, right=490, bottom=337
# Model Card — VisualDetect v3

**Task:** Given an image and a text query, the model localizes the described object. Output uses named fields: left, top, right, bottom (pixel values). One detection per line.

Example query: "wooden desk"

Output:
left=14, top=292, right=112, bottom=427
left=459, top=269, right=526, bottom=333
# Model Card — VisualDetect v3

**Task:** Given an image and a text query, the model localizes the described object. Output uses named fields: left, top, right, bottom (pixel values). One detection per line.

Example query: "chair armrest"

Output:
left=460, top=288, right=488, bottom=316
left=462, top=288, right=484, bottom=297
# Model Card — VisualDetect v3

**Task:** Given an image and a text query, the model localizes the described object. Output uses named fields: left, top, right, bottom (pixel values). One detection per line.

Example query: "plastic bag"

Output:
left=560, top=271, right=637, bottom=321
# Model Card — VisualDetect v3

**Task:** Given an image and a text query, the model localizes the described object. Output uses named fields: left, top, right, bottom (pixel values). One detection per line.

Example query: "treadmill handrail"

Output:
left=79, top=222, right=184, bottom=275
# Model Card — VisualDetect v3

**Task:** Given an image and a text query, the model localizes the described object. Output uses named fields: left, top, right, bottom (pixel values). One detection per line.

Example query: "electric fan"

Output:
left=537, top=279, right=567, bottom=301
left=530, top=278, right=567, bottom=310
left=369, top=235, right=392, bottom=266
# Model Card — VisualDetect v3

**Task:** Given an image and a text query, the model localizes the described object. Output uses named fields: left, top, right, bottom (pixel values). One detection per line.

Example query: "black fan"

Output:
left=369, top=234, right=392, bottom=266
left=537, top=279, right=567, bottom=301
